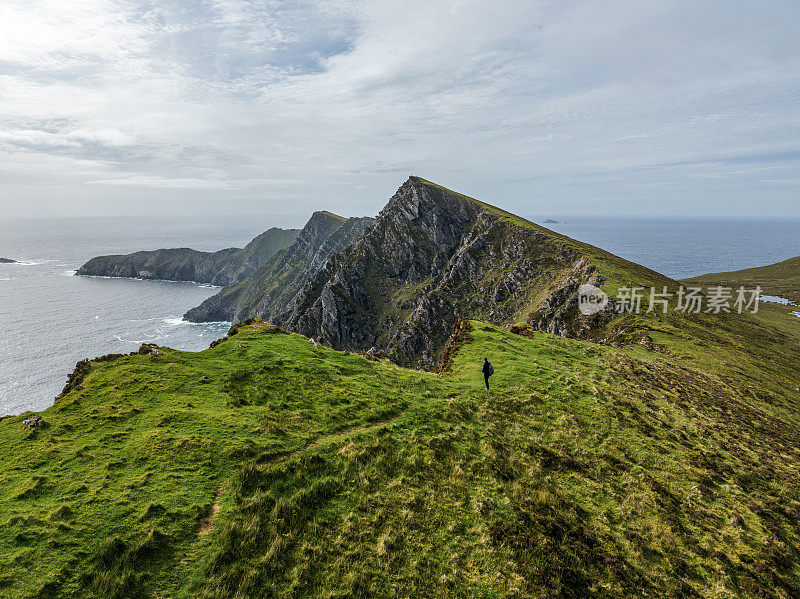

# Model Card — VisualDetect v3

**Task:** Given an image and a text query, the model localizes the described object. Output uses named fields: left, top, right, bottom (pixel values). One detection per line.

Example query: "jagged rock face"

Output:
left=286, top=177, right=610, bottom=368
left=183, top=212, right=375, bottom=323
left=75, top=228, right=299, bottom=286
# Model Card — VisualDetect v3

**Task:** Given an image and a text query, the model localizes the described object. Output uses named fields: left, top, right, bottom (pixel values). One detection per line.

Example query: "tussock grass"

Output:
left=1, top=317, right=799, bottom=597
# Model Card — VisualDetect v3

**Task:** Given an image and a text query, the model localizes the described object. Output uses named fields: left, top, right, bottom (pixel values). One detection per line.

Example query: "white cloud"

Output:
left=87, top=174, right=291, bottom=189
left=0, top=0, right=798, bottom=218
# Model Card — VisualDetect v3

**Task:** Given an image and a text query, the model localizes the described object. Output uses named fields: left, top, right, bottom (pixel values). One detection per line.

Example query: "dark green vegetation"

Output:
left=76, top=227, right=299, bottom=286
left=4, top=178, right=800, bottom=597
left=683, top=257, right=800, bottom=303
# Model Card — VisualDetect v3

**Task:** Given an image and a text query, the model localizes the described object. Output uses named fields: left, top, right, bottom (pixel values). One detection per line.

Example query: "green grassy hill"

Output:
left=4, top=179, right=800, bottom=597
left=2, top=312, right=800, bottom=597
left=682, top=256, right=800, bottom=303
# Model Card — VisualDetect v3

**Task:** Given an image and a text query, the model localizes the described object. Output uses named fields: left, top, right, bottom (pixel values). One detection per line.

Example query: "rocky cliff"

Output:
left=75, top=227, right=298, bottom=286
left=284, top=177, right=673, bottom=367
left=192, top=177, right=674, bottom=367
left=184, top=212, right=375, bottom=322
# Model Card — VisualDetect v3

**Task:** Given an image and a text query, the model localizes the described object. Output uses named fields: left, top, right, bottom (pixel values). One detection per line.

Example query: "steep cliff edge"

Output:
left=285, top=177, right=673, bottom=367
left=184, top=212, right=375, bottom=323
left=75, top=227, right=299, bottom=286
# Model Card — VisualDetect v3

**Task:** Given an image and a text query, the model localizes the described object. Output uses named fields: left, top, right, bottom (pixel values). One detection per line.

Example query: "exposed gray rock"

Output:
left=283, top=176, right=627, bottom=368
left=189, top=176, right=675, bottom=367
left=184, top=212, right=374, bottom=323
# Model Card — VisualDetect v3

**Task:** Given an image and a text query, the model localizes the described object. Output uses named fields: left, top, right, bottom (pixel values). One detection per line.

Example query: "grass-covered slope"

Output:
left=2, top=317, right=799, bottom=598
left=412, top=177, right=674, bottom=299
left=682, top=256, right=800, bottom=303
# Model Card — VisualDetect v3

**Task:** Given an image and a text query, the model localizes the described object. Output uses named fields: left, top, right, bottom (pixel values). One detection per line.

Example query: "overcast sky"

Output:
left=1, top=0, right=798, bottom=221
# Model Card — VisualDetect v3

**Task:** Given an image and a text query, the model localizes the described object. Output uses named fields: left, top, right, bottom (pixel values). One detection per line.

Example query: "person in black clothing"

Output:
left=482, top=357, right=493, bottom=390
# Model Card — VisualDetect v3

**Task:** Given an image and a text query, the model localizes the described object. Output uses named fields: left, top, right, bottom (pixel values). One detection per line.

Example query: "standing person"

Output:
left=482, top=357, right=493, bottom=390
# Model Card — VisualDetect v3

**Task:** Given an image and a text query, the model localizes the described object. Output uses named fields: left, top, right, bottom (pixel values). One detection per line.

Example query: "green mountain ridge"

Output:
left=2, top=178, right=800, bottom=597
left=1, top=310, right=799, bottom=597
left=682, top=256, right=800, bottom=304
left=188, top=177, right=678, bottom=368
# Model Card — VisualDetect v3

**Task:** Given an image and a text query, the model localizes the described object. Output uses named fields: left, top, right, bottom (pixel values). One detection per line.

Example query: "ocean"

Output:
left=0, top=216, right=270, bottom=415
left=539, top=216, right=800, bottom=280
left=2, top=215, right=800, bottom=415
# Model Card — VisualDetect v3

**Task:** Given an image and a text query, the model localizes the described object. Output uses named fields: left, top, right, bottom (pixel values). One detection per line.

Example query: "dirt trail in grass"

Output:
left=198, top=487, right=224, bottom=536
left=170, top=409, right=412, bottom=593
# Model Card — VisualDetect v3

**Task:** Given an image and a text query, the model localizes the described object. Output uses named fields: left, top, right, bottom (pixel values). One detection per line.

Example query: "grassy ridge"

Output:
left=2, top=315, right=799, bottom=597
left=682, top=256, right=800, bottom=303
left=413, top=176, right=675, bottom=297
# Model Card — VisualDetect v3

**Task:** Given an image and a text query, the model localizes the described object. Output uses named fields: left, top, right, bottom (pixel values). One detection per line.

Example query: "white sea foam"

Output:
left=114, top=334, right=166, bottom=345
left=79, top=274, right=222, bottom=288
left=163, top=317, right=187, bottom=326
left=13, top=259, right=56, bottom=266
left=114, top=335, right=144, bottom=345
left=162, top=317, right=230, bottom=327
left=0, top=277, right=15, bottom=281
left=791, top=311, right=800, bottom=319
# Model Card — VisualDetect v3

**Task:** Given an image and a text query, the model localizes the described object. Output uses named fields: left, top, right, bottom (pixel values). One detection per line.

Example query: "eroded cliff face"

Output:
left=180, top=177, right=670, bottom=367
left=75, top=227, right=299, bottom=286
left=183, top=212, right=375, bottom=323
left=285, top=177, right=616, bottom=367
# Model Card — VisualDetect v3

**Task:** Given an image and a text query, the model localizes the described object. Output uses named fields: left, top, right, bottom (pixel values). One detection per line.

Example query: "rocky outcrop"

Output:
left=0, top=258, right=16, bottom=263
left=184, top=212, right=375, bottom=323
left=75, top=227, right=299, bottom=286
left=283, top=177, right=642, bottom=368
left=193, top=176, right=674, bottom=367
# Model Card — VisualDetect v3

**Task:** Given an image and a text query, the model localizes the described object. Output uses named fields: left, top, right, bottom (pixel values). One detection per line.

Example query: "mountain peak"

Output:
left=310, top=210, right=346, bottom=222
left=189, top=176, right=671, bottom=366
left=184, top=210, right=374, bottom=323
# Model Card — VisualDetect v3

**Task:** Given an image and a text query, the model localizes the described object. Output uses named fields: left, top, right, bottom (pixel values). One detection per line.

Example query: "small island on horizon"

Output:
left=542, top=218, right=559, bottom=224
left=0, top=257, right=17, bottom=263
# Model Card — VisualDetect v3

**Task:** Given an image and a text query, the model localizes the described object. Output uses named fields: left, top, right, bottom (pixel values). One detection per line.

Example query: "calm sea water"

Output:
left=2, top=215, right=799, bottom=415
left=537, top=216, right=800, bottom=280
left=0, top=216, right=271, bottom=415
